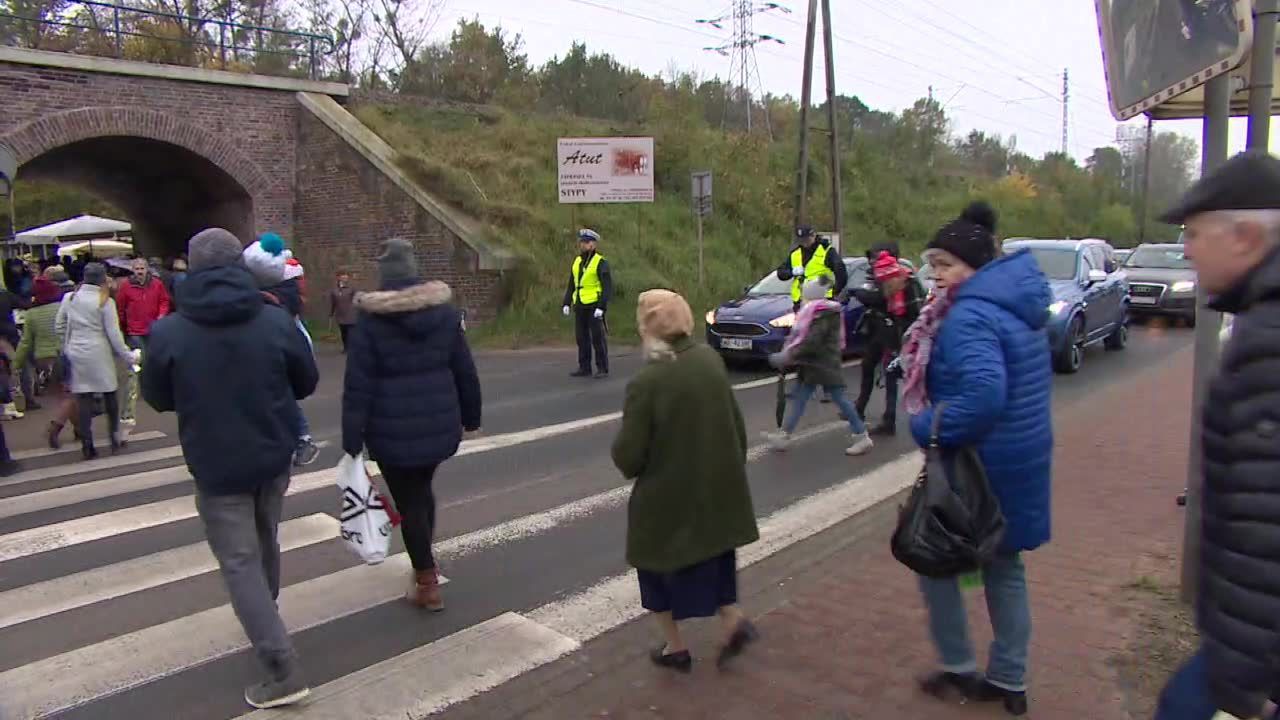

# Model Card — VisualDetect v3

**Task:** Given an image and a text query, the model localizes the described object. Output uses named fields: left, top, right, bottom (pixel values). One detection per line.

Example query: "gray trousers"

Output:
left=196, top=471, right=296, bottom=677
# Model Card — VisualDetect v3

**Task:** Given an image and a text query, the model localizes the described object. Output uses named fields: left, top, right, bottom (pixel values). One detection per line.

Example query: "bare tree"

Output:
left=373, top=0, right=442, bottom=85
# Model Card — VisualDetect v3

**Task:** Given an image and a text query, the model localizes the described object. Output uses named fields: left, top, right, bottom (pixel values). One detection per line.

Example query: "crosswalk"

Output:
left=0, top=413, right=918, bottom=720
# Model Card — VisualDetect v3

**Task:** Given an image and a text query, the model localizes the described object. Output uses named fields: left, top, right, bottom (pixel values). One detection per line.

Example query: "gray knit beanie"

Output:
left=377, top=237, right=418, bottom=287
left=188, top=228, right=245, bottom=271
left=82, top=262, right=107, bottom=286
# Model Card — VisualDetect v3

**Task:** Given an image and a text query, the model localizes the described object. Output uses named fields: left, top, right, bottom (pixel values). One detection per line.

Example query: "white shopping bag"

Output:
left=336, top=454, right=398, bottom=564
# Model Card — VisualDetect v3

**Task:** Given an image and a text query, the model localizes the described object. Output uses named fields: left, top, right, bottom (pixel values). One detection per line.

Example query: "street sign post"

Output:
left=692, top=171, right=712, bottom=285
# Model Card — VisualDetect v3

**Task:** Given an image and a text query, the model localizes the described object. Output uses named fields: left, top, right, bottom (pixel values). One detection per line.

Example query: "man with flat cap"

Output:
left=1155, top=149, right=1280, bottom=720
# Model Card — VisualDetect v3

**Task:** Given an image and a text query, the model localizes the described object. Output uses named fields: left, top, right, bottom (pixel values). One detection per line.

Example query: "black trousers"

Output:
left=855, top=345, right=899, bottom=426
left=381, top=464, right=438, bottom=571
left=78, top=391, right=120, bottom=451
left=574, top=304, right=609, bottom=373
left=338, top=324, right=352, bottom=352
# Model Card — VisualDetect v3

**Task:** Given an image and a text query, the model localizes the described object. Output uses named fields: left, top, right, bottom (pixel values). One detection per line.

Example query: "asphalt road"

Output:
left=0, top=325, right=1194, bottom=720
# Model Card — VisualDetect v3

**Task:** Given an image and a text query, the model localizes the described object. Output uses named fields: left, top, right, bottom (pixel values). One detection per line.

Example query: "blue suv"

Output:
left=1003, top=238, right=1129, bottom=374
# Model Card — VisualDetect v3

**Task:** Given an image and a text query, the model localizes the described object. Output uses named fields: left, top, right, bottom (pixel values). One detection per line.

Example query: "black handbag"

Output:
left=891, top=402, right=1007, bottom=578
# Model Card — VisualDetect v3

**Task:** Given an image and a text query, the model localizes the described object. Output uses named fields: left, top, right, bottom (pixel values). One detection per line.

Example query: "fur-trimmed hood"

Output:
left=354, top=280, right=456, bottom=339
left=355, top=281, right=452, bottom=314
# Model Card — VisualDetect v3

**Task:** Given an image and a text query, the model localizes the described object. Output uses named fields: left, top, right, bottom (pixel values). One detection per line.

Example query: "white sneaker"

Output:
left=845, top=432, right=874, bottom=456
left=121, top=417, right=137, bottom=427
left=1, top=403, right=23, bottom=420
left=763, top=430, right=792, bottom=451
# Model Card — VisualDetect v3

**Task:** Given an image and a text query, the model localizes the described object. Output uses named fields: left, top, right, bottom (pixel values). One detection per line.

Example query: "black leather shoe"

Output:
left=716, top=619, right=759, bottom=668
left=649, top=647, right=692, bottom=673
left=868, top=422, right=897, bottom=437
left=971, top=680, right=1028, bottom=716
left=919, top=671, right=982, bottom=700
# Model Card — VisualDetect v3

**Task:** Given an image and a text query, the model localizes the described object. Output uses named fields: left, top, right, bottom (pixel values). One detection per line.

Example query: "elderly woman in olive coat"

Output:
left=612, top=289, right=760, bottom=673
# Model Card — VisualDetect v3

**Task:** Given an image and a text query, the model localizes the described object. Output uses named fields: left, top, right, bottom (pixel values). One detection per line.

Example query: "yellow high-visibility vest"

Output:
left=572, top=253, right=604, bottom=305
left=790, top=245, right=835, bottom=302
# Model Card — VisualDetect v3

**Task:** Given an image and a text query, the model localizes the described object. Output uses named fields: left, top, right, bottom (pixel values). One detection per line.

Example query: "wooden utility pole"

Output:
left=820, top=0, right=841, bottom=241
left=792, top=0, right=818, bottom=229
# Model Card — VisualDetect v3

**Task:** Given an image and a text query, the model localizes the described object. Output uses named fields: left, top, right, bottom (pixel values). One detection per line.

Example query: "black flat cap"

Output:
left=1160, top=149, right=1280, bottom=224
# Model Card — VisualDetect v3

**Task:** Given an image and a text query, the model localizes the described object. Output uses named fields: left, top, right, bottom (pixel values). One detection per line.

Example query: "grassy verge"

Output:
left=351, top=103, right=964, bottom=348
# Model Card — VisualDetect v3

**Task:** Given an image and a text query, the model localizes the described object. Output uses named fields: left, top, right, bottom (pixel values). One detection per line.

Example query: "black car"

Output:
left=1122, top=244, right=1197, bottom=324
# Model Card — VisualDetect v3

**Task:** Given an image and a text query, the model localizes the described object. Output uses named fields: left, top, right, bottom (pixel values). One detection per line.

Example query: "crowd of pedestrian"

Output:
left=0, top=149, right=1276, bottom=720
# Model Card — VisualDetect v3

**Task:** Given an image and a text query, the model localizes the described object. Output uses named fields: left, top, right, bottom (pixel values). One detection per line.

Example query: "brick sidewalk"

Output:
left=455, top=348, right=1195, bottom=719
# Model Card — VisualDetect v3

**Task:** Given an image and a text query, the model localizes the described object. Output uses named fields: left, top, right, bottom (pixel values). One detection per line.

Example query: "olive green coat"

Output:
left=790, top=309, right=845, bottom=387
left=613, top=337, right=760, bottom=573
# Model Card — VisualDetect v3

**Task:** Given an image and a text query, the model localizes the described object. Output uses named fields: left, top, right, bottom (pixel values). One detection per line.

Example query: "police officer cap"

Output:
left=795, top=225, right=815, bottom=239
left=1160, top=149, right=1280, bottom=224
left=578, top=228, right=601, bottom=243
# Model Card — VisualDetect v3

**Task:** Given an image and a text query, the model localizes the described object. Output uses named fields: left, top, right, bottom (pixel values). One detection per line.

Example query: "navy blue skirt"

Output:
left=637, top=550, right=738, bottom=621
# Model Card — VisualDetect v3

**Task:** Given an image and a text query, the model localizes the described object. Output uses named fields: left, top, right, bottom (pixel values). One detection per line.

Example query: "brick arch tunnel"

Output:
left=18, top=136, right=254, bottom=258
left=2, top=107, right=277, bottom=259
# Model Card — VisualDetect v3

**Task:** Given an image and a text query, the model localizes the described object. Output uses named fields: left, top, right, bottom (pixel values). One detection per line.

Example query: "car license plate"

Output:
left=1131, top=296, right=1157, bottom=305
left=721, top=338, right=752, bottom=351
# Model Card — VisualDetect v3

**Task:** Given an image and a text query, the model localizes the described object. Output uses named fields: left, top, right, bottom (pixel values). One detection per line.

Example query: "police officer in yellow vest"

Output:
left=562, top=228, right=613, bottom=378
left=776, top=225, right=848, bottom=402
left=776, top=225, right=848, bottom=310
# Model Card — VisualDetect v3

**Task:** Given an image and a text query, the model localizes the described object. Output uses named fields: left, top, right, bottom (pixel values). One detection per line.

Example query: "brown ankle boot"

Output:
left=406, top=568, right=444, bottom=612
left=47, top=421, right=63, bottom=450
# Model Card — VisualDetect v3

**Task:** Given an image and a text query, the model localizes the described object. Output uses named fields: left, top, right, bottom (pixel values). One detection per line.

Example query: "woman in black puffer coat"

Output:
left=341, top=238, right=482, bottom=612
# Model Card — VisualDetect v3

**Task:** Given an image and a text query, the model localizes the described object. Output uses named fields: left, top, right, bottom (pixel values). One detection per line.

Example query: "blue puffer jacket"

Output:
left=909, top=250, right=1054, bottom=554
left=341, top=279, right=482, bottom=467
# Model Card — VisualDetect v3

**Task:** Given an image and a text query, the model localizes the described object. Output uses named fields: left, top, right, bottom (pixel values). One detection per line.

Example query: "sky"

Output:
left=427, top=0, right=1274, bottom=169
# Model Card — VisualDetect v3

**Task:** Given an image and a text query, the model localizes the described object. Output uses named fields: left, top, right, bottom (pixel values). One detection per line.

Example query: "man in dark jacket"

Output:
left=1154, top=149, right=1280, bottom=720
left=852, top=242, right=926, bottom=435
left=141, top=227, right=318, bottom=711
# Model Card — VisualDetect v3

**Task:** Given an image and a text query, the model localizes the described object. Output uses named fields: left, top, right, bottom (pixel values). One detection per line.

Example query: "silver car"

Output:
left=1122, top=244, right=1197, bottom=325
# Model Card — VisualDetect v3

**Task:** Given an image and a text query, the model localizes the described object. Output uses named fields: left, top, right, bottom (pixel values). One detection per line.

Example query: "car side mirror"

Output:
left=1086, top=269, right=1107, bottom=285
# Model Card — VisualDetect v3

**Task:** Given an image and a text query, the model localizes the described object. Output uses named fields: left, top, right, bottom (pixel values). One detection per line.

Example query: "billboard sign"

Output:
left=1096, top=0, right=1251, bottom=120
left=557, top=137, right=654, bottom=204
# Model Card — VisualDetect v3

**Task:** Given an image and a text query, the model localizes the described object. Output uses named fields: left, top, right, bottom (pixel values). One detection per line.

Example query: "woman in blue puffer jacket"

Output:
left=898, top=201, right=1052, bottom=717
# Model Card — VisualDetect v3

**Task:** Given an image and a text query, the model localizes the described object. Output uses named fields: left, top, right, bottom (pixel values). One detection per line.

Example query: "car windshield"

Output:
left=1023, top=248, right=1079, bottom=280
left=1126, top=247, right=1191, bottom=269
left=746, top=272, right=792, bottom=296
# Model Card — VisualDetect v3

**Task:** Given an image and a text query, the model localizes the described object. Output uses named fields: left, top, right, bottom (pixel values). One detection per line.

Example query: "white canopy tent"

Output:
left=15, top=214, right=132, bottom=245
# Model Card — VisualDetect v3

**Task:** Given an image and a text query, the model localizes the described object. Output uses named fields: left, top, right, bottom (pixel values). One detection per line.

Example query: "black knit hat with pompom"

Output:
left=928, top=201, right=999, bottom=270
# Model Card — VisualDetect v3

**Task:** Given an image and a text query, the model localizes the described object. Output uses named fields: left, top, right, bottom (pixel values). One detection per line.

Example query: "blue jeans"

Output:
left=1155, top=650, right=1218, bottom=720
left=783, top=383, right=866, bottom=436
left=918, top=552, right=1031, bottom=691
left=286, top=398, right=310, bottom=441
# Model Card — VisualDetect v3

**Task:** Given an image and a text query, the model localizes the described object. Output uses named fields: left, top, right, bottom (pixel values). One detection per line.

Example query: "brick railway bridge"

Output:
left=0, top=45, right=513, bottom=318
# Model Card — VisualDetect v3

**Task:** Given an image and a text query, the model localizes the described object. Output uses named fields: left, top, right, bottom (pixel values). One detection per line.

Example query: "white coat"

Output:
left=55, top=285, right=132, bottom=394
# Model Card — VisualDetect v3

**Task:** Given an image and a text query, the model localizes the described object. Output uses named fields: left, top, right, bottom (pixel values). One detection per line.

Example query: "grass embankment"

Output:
left=353, top=103, right=968, bottom=348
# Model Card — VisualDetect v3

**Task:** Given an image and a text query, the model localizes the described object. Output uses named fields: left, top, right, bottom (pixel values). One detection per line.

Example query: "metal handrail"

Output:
left=0, top=0, right=335, bottom=78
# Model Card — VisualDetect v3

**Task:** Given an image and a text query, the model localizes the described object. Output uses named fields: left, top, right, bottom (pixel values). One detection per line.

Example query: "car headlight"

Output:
left=1048, top=301, right=1068, bottom=315
left=1170, top=280, right=1196, bottom=293
left=769, top=312, right=796, bottom=329
left=705, top=310, right=716, bottom=325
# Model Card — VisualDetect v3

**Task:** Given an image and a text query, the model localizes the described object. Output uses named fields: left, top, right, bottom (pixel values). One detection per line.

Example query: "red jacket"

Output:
left=116, top=276, right=171, bottom=337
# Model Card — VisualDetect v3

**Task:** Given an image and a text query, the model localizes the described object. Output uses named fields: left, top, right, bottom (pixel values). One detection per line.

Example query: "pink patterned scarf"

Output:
left=782, top=299, right=845, bottom=358
left=900, top=287, right=956, bottom=415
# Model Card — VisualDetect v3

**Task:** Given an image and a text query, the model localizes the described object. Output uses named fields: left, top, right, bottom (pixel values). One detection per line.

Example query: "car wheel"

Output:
left=1104, top=313, right=1128, bottom=351
left=1054, top=317, right=1085, bottom=374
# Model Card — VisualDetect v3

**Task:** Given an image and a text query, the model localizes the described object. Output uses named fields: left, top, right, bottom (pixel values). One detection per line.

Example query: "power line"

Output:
left=914, top=0, right=1115, bottom=110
